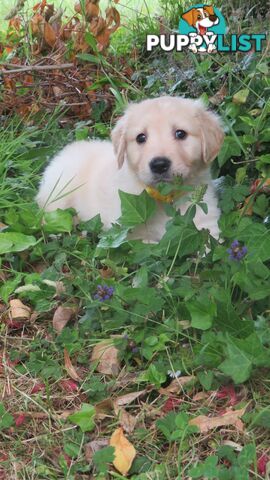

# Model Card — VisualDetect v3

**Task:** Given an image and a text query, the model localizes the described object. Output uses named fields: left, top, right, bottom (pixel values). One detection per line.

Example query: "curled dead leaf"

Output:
left=91, top=340, right=120, bottom=376
left=43, top=21, right=56, bottom=46
left=86, top=2, right=99, bottom=20
left=9, top=299, right=31, bottom=321
left=52, top=306, right=76, bottom=333
left=113, top=404, right=137, bottom=434
left=110, top=427, right=136, bottom=475
left=189, top=406, right=247, bottom=434
left=159, top=376, right=195, bottom=395
left=114, top=390, right=147, bottom=407
left=64, top=348, right=82, bottom=382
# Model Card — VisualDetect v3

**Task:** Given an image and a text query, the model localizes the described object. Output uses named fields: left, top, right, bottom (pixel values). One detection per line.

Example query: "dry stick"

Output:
left=1, top=63, right=74, bottom=74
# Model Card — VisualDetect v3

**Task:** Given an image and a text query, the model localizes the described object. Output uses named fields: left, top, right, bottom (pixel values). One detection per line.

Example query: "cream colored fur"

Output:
left=36, top=96, right=224, bottom=242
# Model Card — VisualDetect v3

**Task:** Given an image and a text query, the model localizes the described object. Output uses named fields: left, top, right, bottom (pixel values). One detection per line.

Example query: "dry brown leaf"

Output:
left=9, top=299, right=31, bottom=320
left=43, top=21, right=57, bottom=46
left=95, top=398, right=114, bottom=417
left=189, top=406, right=247, bottom=434
left=85, top=2, right=99, bottom=20
left=106, top=6, right=120, bottom=30
left=209, top=83, right=227, bottom=106
left=114, top=390, right=147, bottom=407
left=159, top=376, right=195, bottom=395
left=85, top=438, right=109, bottom=462
left=193, top=391, right=210, bottom=401
left=110, top=427, right=136, bottom=475
left=91, top=340, right=120, bottom=376
left=52, top=306, right=75, bottom=333
left=99, top=266, right=114, bottom=279
left=114, top=404, right=137, bottom=434
left=64, top=348, right=82, bottom=382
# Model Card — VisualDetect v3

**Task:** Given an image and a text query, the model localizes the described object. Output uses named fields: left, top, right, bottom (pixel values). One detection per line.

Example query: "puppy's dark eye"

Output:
left=175, top=129, right=187, bottom=140
left=136, top=133, right=147, bottom=144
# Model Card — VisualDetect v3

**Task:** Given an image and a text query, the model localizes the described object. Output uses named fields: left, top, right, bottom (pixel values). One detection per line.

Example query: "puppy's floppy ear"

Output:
left=111, top=114, right=127, bottom=169
left=197, top=103, right=224, bottom=164
left=182, top=8, right=196, bottom=27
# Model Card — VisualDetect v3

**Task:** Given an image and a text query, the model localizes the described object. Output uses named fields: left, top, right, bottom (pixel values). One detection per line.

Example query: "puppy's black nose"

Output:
left=209, top=14, right=217, bottom=21
left=150, top=157, right=171, bottom=174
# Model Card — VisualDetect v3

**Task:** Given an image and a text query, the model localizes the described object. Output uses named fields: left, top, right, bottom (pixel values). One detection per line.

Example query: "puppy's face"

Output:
left=111, top=97, right=224, bottom=186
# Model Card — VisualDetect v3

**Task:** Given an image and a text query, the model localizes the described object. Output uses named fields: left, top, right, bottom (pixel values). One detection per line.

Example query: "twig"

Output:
left=1, top=63, right=74, bottom=74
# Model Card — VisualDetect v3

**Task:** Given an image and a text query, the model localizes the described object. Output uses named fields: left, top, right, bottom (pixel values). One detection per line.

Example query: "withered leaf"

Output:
left=91, top=340, right=120, bottom=376
left=9, top=299, right=31, bottom=320
left=52, top=305, right=76, bottom=333
left=114, top=390, right=147, bottom=407
left=189, top=406, right=247, bottom=433
left=113, top=404, right=137, bottom=434
left=159, top=376, right=195, bottom=395
left=64, top=348, right=82, bottom=382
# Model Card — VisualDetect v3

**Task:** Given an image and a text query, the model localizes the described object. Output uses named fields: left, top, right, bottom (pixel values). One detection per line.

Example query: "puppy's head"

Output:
left=111, top=96, right=224, bottom=186
left=182, top=6, right=219, bottom=31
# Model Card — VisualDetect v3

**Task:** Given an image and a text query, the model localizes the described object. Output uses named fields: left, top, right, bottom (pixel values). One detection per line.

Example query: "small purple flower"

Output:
left=94, top=284, right=114, bottom=302
left=227, top=240, right=247, bottom=261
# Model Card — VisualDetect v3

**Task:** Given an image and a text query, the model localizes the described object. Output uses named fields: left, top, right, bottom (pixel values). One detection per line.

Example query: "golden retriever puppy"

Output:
left=36, top=96, right=224, bottom=242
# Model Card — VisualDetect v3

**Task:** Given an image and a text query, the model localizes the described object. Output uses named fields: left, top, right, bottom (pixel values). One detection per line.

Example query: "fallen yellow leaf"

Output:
left=110, top=427, right=136, bottom=475
left=189, top=406, right=247, bottom=434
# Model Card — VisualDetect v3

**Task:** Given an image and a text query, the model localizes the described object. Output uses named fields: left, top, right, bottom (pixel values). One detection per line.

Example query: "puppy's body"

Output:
left=37, top=97, right=224, bottom=242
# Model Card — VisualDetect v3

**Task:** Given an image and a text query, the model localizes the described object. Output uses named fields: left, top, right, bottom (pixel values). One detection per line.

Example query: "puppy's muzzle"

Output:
left=150, top=157, right=171, bottom=175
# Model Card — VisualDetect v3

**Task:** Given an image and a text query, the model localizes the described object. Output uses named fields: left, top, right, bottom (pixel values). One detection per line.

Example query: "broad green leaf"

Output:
left=189, top=456, right=219, bottom=479
left=186, top=296, right=216, bottom=330
left=219, top=345, right=252, bottom=383
left=0, top=232, right=37, bottom=254
left=219, top=333, right=270, bottom=383
left=218, top=137, right=242, bottom=167
left=43, top=209, right=73, bottom=233
left=250, top=408, right=270, bottom=429
left=119, top=190, right=156, bottom=227
left=98, top=224, right=130, bottom=249
left=93, top=446, right=115, bottom=474
left=233, top=89, right=249, bottom=104
left=69, top=403, right=95, bottom=432
left=0, top=403, right=14, bottom=430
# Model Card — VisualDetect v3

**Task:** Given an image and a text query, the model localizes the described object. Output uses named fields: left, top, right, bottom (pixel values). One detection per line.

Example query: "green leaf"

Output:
left=189, top=456, right=219, bottom=479
left=218, top=137, right=242, bottom=167
left=93, top=446, right=115, bottom=474
left=218, top=333, right=270, bottom=383
left=250, top=408, right=270, bottom=429
left=98, top=224, right=130, bottom=249
left=69, top=404, right=96, bottom=432
left=0, top=403, right=14, bottom=430
left=119, top=190, right=157, bottom=227
left=186, top=296, right=216, bottom=330
left=43, top=209, right=73, bottom=233
left=233, top=89, right=249, bottom=104
left=0, top=276, right=22, bottom=303
left=146, top=364, right=166, bottom=388
left=0, top=232, right=37, bottom=254
left=156, top=412, right=177, bottom=442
